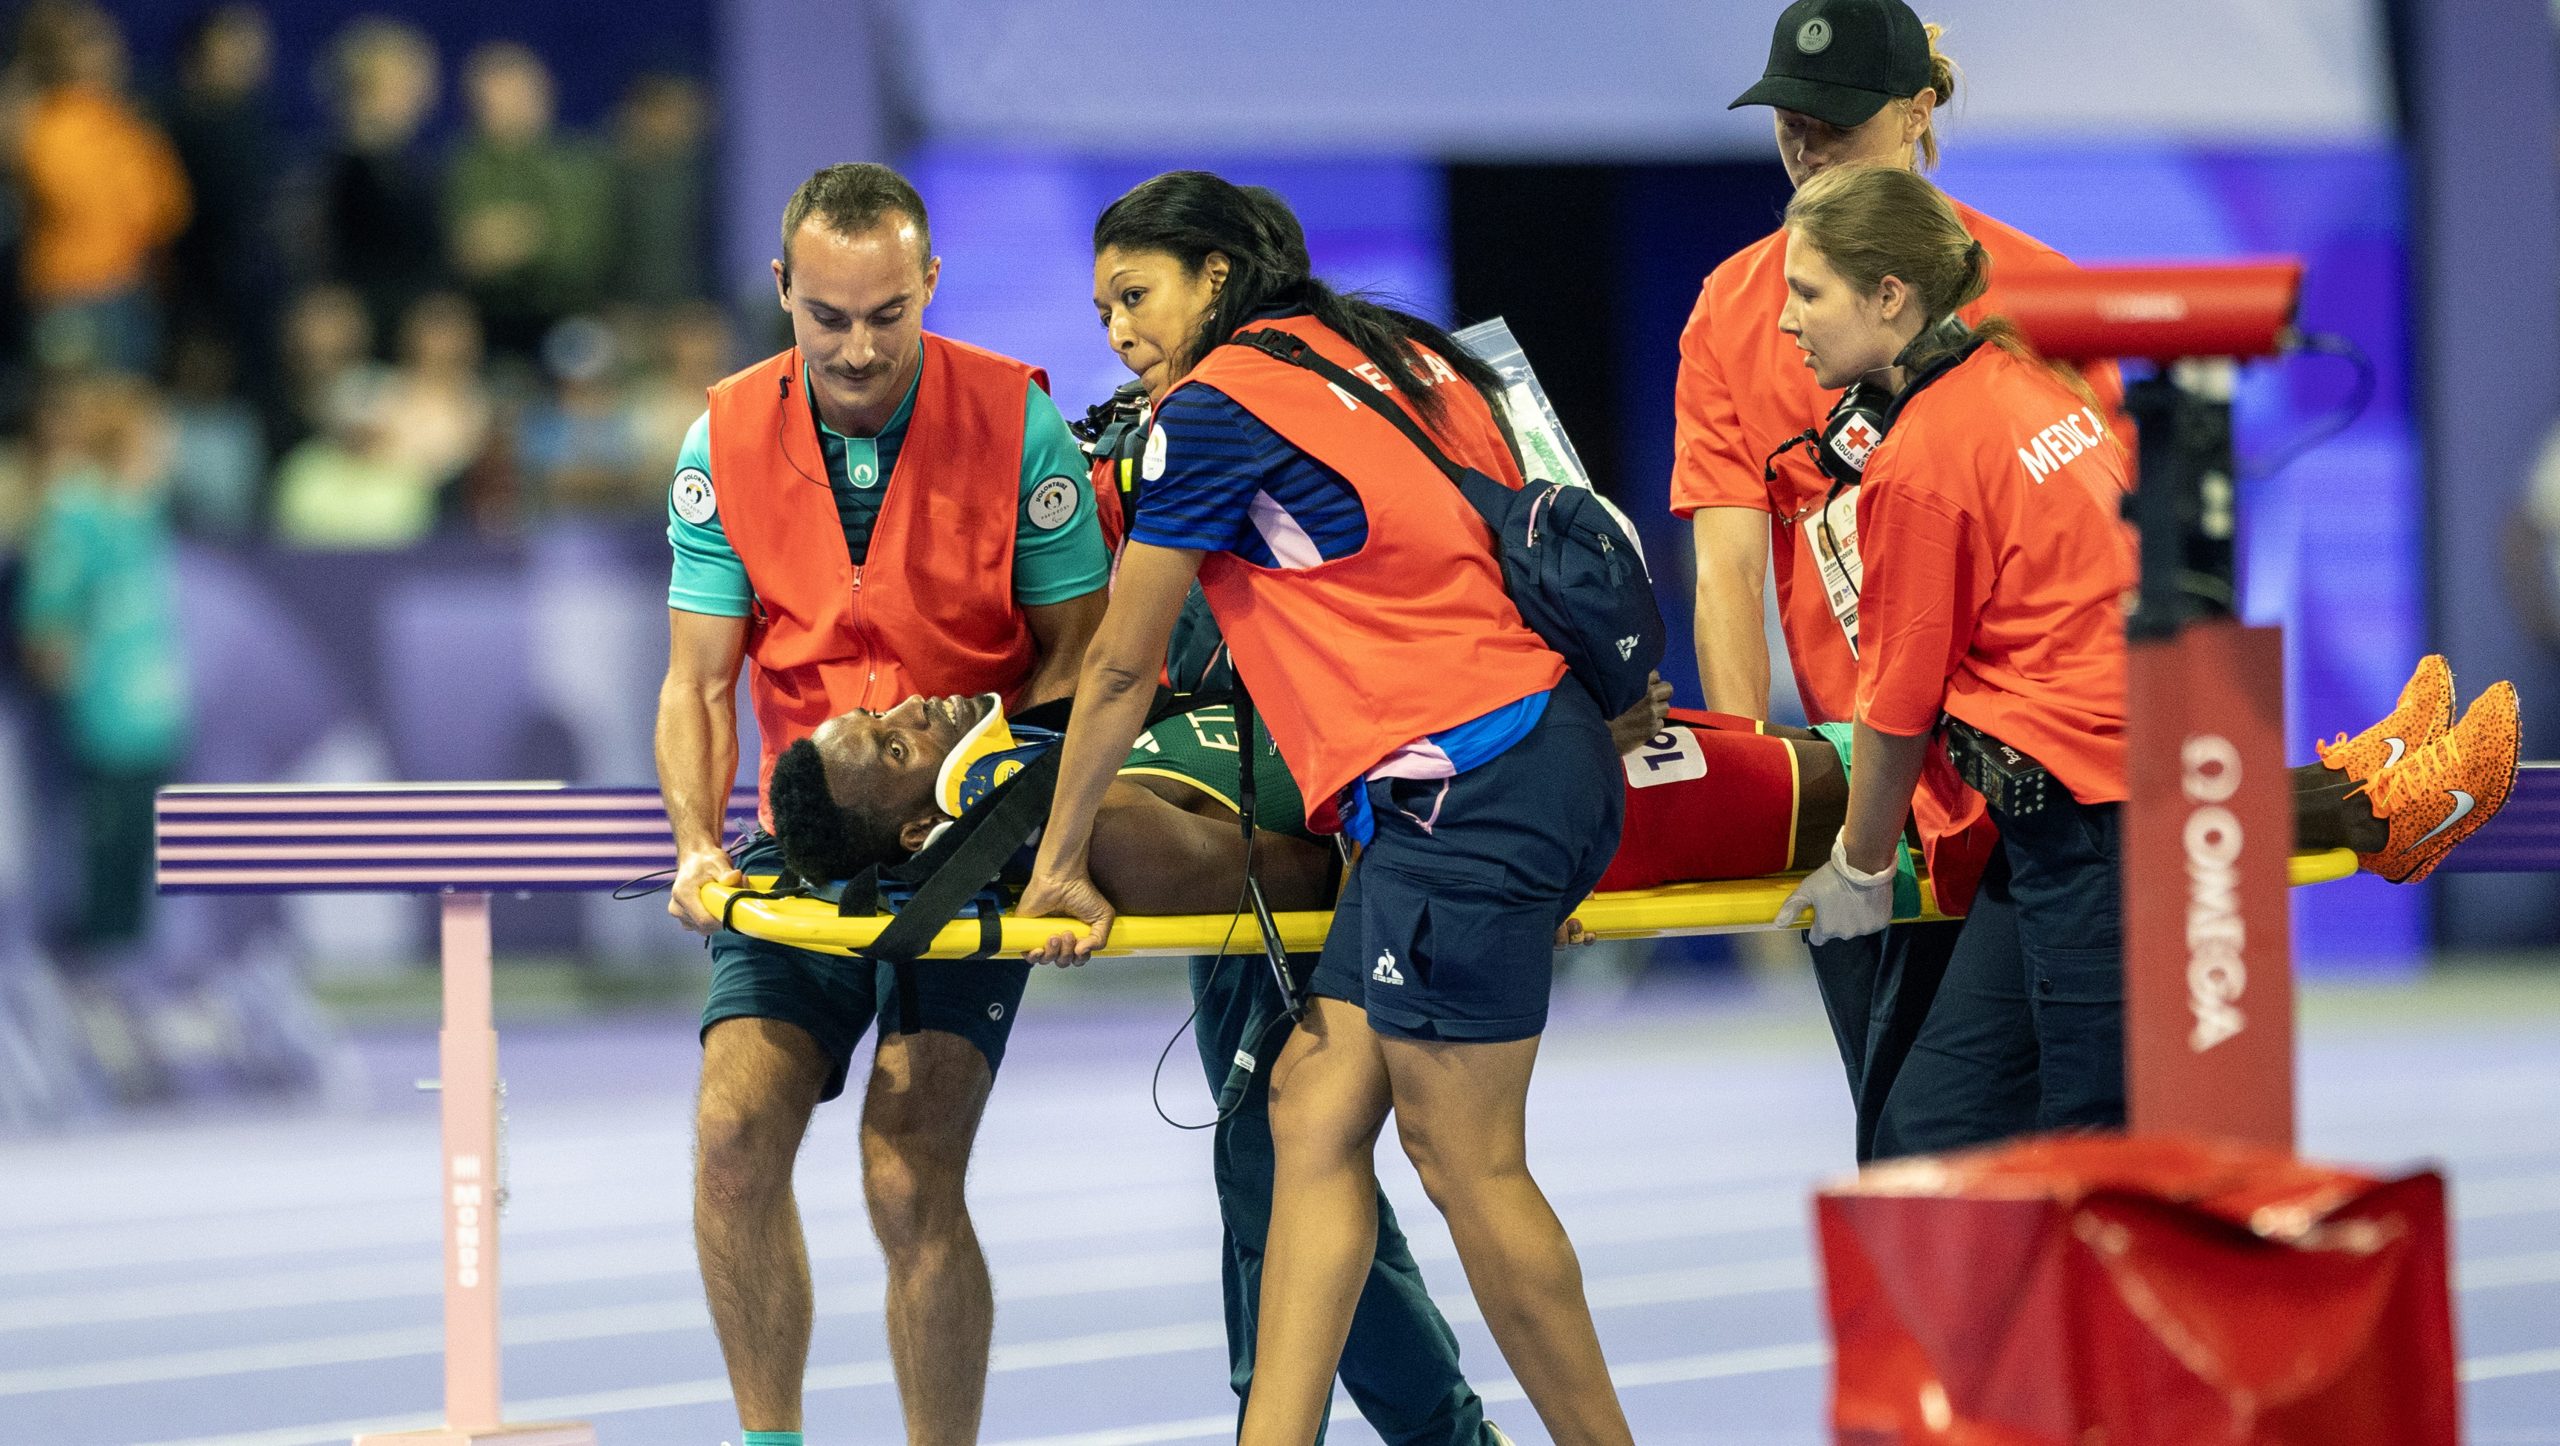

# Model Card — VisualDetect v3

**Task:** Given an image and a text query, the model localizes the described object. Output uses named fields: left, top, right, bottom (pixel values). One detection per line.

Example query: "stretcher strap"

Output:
left=863, top=745, right=1065, bottom=1030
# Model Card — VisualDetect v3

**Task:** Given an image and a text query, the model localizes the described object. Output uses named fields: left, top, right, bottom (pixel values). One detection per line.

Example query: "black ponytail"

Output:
left=1094, top=170, right=1500, bottom=423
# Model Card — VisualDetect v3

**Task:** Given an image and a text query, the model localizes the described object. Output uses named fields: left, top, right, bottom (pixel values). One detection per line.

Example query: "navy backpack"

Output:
left=1233, top=329, right=1665, bottom=719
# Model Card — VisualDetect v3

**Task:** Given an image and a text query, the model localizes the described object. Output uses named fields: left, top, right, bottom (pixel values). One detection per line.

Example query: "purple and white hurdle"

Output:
left=155, top=782, right=756, bottom=1446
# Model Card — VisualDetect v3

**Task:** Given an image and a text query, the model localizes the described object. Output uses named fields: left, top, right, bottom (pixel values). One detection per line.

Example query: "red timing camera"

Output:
left=1993, top=260, right=2305, bottom=363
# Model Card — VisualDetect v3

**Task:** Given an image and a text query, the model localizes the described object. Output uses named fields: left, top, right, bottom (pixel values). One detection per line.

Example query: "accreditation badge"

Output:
left=1807, top=484, right=1865, bottom=657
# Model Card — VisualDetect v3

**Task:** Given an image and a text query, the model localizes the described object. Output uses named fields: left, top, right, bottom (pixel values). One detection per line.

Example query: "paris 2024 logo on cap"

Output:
left=1796, top=16, right=1833, bottom=53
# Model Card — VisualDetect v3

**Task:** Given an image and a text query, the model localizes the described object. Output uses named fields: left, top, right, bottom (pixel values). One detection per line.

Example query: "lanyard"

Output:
left=1806, top=478, right=1865, bottom=657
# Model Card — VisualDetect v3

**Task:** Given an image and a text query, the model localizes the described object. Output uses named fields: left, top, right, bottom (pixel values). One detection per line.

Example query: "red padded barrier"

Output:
left=1817, top=1134, right=2458, bottom=1446
left=1994, top=261, right=2304, bottom=363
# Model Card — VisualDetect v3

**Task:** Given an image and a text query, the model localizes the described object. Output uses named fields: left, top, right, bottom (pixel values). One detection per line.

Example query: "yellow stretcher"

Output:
left=706, top=848, right=2359, bottom=961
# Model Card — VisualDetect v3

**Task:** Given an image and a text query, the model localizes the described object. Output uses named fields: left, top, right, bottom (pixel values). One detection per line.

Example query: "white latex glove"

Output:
left=1775, top=833, right=1895, bottom=945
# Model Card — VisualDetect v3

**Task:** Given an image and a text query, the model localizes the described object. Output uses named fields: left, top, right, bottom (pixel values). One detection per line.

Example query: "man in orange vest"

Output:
left=654, top=163, right=1108, bottom=1446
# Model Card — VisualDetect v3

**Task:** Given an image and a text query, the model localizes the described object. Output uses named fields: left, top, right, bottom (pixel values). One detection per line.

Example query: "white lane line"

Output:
left=0, top=1079, right=1675, bottom=1233
left=0, top=1125, right=708, bottom=1233
left=130, top=1330, right=1833, bottom=1446
left=982, top=1340, right=1836, bottom=1446
left=0, top=1250, right=1208, bottom=1396
left=44, top=1142, right=2542, bottom=1285
left=1, top=1134, right=1837, bottom=1271
left=0, top=1174, right=1808, bottom=1339
left=128, top=1323, right=2560, bottom=1446
left=2463, top=1347, right=2560, bottom=1383
left=0, top=1175, right=1218, bottom=1281
left=112, top=1270, right=2560, bottom=1446
left=2461, top=1251, right=2560, bottom=1291
left=125, top=1321, right=1229, bottom=1446
left=12, top=1251, right=1814, bottom=1400
left=24, top=1164, right=2558, bottom=1354
left=2459, top=1174, right=2560, bottom=1221
left=0, top=1127, right=1204, bottom=1238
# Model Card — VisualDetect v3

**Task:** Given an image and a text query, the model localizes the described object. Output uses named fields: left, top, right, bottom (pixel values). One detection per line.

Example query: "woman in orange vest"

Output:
left=1019, top=171, right=1635, bottom=1444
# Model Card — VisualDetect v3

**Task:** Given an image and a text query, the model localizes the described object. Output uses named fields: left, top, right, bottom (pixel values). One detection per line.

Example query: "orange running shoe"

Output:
left=2356, top=680, right=2521, bottom=884
left=2318, top=654, right=2455, bottom=785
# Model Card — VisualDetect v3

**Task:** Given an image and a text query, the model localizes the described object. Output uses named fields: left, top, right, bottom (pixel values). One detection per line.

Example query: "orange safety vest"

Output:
left=707, top=334, right=1049, bottom=816
left=1168, top=315, right=1565, bottom=831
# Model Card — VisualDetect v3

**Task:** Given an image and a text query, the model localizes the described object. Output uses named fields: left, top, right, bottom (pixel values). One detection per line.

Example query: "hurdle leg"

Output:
left=355, top=893, right=595, bottom=1446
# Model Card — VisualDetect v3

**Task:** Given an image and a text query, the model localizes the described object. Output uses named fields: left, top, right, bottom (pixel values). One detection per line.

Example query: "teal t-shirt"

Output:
left=666, top=351, right=1108, bottom=617
left=16, top=472, right=190, bottom=769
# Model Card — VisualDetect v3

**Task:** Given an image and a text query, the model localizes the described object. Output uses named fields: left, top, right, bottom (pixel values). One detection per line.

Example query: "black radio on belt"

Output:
left=1940, top=715, right=2054, bottom=818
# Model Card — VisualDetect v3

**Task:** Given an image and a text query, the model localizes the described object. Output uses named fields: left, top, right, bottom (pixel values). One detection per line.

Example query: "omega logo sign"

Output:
left=2181, top=735, right=2246, bottom=1051
left=451, top=1153, right=487, bottom=1288
left=2099, top=293, right=2191, bottom=323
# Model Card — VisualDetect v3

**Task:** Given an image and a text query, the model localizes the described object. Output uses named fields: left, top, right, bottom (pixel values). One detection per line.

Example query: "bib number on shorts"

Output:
left=1623, top=728, right=1707, bottom=788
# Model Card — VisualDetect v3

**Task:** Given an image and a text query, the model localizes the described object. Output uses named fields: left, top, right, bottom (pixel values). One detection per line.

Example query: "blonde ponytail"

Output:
left=1914, top=22, right=1961, bottom=171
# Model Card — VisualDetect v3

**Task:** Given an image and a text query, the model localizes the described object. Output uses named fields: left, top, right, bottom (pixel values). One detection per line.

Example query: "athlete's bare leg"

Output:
left=1089, top=780, right=1336, bottom=913
left=695, top=1018, right=831, bottom=1432
left=1789, top=738, right=1848, bottom=869
left=2291, top=762, right=2388, bottom=852
left=1749, top=718, right=2384, bottom=859
left=861, top=1029, right=1000, bottom=1446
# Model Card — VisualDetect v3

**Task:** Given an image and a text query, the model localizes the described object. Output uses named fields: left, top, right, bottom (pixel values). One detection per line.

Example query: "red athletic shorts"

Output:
left=1594, top=709, right=1805, bottom=893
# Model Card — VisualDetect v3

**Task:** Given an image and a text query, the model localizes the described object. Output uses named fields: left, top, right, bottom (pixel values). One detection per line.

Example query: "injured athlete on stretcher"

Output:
left=762, top=654, right=2493, bottom=924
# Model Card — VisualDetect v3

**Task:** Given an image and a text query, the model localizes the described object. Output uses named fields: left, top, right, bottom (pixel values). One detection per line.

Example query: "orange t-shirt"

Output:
left=14, top=86, right=190, bottom=303
left=1668, top=200, right=2121, bottom=724
left=1854, top=343, right=2136, bottom=806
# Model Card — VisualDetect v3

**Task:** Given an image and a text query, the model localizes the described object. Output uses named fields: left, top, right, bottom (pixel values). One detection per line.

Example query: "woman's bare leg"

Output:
left=1383, top=1032, right=1634, bottom=1446
left=1239, top=996, right=1395, bottom=1445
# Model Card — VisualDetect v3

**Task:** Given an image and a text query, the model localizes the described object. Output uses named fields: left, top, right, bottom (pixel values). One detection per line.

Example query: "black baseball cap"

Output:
left=1729, top=0, right=1933, bottom=129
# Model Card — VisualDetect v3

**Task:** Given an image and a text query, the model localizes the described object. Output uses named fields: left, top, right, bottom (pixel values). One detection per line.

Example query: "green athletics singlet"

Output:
left=1119, top=705, right=1314, bottom=843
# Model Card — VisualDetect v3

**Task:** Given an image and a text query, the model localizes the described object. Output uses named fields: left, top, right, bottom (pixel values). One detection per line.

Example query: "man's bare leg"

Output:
left=696, top=1018, right=833, bottom=1431
left=862, top=1028, right=999, bottom=1445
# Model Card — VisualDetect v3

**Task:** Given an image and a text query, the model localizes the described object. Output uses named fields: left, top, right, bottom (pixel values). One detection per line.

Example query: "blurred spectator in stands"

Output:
left=446, top=43, right=609, bottom=363
left=0, top=66, right=33, bottom=427
left=2511, top=421, right=2560, bottom=652
left=318, top=16, right=442, bottom=353
left=164, top=4, right=280, bottom=383
left=624, top=299, right=731, bottom=472
left=610, top=71, right=711, bottom=308
left=272, top=368, right=436, bottom=548
left=519, top=314, right=643, bottom=515
left=164, top=328, right=262, bottom=539
left=268, top=280, right=374, bottom=458
left=10, top=2, right=190, bottom=376
left=378, top=290, right=493, bottom=489
left=16, top=373, right=190, bottom=958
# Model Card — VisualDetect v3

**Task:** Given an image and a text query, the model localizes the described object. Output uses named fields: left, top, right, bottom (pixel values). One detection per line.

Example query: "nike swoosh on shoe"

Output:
left=2382, top=736, right=2407, bottom=769
left=2414, top=789, right=2476, bottom=848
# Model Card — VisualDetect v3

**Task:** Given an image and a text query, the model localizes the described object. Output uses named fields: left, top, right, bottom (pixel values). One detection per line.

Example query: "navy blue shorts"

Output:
left=703, top=833, right=1030, bottom=1102
left=1310, top=681, right=1623, bottom=1044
